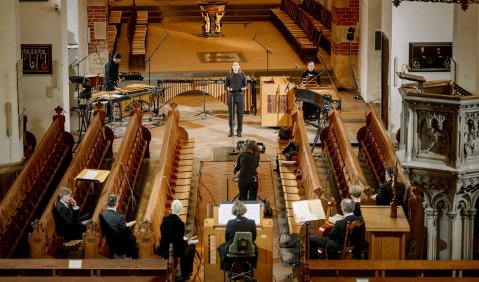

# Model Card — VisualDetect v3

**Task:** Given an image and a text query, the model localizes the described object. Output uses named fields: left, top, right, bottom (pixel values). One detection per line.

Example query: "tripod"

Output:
left=311, top=106, right=330, bottom=152
left=347, top=27, right=359, bottom=96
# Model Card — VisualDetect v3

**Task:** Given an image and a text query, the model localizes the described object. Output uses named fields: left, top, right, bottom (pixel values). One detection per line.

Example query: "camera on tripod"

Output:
left=347, top=27, right=355, bottom=41
left=236, top=139, right=266, bottom=153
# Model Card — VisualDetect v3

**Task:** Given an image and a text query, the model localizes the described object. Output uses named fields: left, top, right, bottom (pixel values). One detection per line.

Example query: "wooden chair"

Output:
left=340, top=219, right=365, bottom=260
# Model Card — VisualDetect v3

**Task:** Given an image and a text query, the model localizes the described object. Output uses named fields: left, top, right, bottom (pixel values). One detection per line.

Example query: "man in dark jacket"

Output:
left=309, top=198, right=363, bottom=259
left=53, top=187, right=89, bottom=241
left=374, top=166, right=405, bottom=206
left=159, top=200, right=196, bottom=281
left=99, top=194, right=138, bottom=259
left=224, top=61, right=247, bottom=137
left=104, top=53, right=122, bottom=91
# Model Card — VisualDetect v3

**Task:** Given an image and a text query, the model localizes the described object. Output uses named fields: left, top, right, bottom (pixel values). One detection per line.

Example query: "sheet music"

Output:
left=292, top=199, right=325, bottom=223
left=82, top=170, right=99, bottom=180
left=218, top=203, right=261, bottom=225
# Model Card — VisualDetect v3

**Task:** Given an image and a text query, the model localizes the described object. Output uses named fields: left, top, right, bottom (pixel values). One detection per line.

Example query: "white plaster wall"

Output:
left=389, top=3, right=453, bottom=134
left=20, top=0, right=70, bottom=139
left=67, top=0, right=79, bottom=44
left=0, top=0, right=23, bottom=166
left=359, top=0, right=382, bottom=103
left=453, top=5, right=478, bottom=94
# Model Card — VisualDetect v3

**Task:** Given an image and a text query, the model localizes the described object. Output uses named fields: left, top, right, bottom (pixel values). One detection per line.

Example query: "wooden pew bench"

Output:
left=271, top=8, right=319, bottom=63
left=320, top=109, right=367, bottom=207
left=0, top=107, right=74, bottom=258
left=135, top=103, right=194, bottom=259
left=136, top=11, right=148, bottom=25
left=107, top=25, right=117, bottom=56
left=29, top=105, right=114, bottom=259
left=85, top=104, right=151, bottom=259
left=108, top=10, right=122, bottom=25
left=276, top=108, right=323, bottom=235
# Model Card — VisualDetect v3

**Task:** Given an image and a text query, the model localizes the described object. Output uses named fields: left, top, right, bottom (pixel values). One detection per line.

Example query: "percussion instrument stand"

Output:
left=193, top=80, right=213, bottom=119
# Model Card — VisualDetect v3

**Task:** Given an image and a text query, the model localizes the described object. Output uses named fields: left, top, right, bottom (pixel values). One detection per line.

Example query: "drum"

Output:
left=85, top=74, right=104, bottom=91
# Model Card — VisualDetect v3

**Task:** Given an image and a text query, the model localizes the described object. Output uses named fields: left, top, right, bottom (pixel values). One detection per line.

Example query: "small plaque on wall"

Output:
left=21, top=44, right=52, bottom=74
left=409, top=42, right=452, bottom=72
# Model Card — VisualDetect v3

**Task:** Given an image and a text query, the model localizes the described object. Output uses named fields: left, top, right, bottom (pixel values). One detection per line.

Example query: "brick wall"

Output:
left=87, top=5, right=107, bottom=54
left=332, top=0, right=359, bottom=56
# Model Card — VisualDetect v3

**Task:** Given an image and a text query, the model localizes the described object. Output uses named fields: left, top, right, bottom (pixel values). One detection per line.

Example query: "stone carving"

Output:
left=215, top=12, right=224, bottom=33
left=410, top=172, right=451, bottom=191
left=464, top=114, right=479, bottom=157
left=418, top=111, right=450, bottom=157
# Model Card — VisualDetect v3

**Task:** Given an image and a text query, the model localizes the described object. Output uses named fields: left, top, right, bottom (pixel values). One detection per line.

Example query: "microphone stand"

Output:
left=252, top=37, right=273, bottom=75
left=145, top=31, right=168, bottom=86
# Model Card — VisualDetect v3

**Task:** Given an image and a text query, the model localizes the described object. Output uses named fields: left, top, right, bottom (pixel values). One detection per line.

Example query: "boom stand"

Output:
left=72, top=52, right=94, bottom=144
left=145, top=31, right=168, bottom=86
left=253, top=37, right=273, bottom=76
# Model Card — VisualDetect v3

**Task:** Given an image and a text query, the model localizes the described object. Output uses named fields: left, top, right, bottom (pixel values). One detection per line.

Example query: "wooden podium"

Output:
left=260, top=76, right=295, bottom=127
left=361, top=205, right=410, bottom=260
left=203, top=206, right=273, bottom=281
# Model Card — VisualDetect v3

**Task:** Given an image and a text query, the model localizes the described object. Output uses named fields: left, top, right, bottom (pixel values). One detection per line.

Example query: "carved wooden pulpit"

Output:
left=199, top=1, right=226, bottom=38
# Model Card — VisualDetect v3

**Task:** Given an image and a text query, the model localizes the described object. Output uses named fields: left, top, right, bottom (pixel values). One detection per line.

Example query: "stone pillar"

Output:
left=0, top=0, right=22, bottom=167
left=425, top=207, right=438, bottom=260
left=448, top=211, right=462, bottom=260
left=330, top=0, right=359, bottom=88
left=462, top=209, right=476, bottom=260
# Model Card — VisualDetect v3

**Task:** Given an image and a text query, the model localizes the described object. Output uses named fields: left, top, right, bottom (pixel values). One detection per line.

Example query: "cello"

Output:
left=317, top=196, right=336, bottom=236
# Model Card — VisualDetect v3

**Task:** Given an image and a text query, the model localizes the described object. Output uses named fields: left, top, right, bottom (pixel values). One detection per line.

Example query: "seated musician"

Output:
left=301, top=61, right=321, bottom=119
left=218, top=201, right=258, bottom=271
left=159, top=200, right=196, bottom=281
left=373, top=166, right=406, bottom=212
left=349, top=185, right=362, bottom=217
left=99, top=194, right=138, bottom=259
left=53, top=187, right=90, bottom=241
left=301, top=61, right=320, bottom=85
left=309, top=198, right=362, bottom=259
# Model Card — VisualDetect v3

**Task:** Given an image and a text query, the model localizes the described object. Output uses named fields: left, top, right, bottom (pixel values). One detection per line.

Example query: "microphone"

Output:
left=252, top=34, right=257, bottom=40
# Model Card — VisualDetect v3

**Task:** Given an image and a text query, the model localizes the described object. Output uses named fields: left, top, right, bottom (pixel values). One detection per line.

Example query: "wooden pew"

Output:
left=277, top=107, right=323, bottom=234
left=29, top=104, right=114, bottom=258
left=0, top=258, right=166, bottom=279
left=302, top=0, right=332, bottom=54
left=301, top=260, right=479, bottom=281
left=0, top=107, right=74, bottom=258
left=85, top=103, right=151, bottom=259
left=320, top=108, right=367, bottom=205
left=356, top=106, right=426, bottom=259
left=137, top=103, right=194, bottom=259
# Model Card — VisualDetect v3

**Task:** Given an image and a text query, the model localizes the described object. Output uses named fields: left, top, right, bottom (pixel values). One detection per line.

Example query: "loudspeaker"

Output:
left=375, top=31, right=382, bottom=50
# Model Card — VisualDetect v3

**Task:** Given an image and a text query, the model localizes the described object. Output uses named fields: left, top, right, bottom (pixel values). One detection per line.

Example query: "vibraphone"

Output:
left=91, top=84, right=160, bottom=122
left=157, top=76, right=257, bottom=114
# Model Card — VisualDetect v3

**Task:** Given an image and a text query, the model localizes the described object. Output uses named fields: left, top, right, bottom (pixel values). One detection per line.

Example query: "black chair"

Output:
left=226, top=232, right=256, bottom=281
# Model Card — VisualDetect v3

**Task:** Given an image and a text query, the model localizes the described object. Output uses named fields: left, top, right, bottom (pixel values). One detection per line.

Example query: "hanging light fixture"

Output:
left=392, top=0, right=479, bottom=11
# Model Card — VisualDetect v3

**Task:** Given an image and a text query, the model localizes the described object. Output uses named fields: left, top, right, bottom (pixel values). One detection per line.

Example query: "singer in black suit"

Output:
left=224, top=61, right=247, bottom=137
left=309, top=198, right=363, bottom=259
left=99, top=194, right=138, bottom=259
left=159, top=200, right=195, bottom=281
left=53, top=187, right=89, bottom=241
left=218, top=201, right=258, bottom=271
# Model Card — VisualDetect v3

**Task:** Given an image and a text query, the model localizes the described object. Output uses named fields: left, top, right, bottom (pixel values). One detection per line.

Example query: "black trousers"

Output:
left=238, top=174, right=258, bottom=201
left=179, top=245, right=196, bottom=279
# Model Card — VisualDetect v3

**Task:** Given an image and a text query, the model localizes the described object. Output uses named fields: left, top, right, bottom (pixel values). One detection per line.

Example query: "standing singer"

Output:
left=224, top=61, right=247, bottom=137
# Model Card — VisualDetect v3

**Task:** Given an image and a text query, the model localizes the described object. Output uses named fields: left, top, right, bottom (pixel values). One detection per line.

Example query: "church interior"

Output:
left=1, top=0, right=479, bottom=281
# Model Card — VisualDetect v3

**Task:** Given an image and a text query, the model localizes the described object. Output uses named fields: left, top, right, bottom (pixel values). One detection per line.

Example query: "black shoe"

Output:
left=228, top=132, right=233, bottom=137
left=237, top=133, right=242, bottom=137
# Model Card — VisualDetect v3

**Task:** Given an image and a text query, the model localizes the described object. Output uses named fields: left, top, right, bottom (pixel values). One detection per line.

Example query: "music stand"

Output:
left=292, top=199, right=325, bottom=279
left=193, top=80, right=214, bottom=119
left=75, top=169, right=110, bottom=199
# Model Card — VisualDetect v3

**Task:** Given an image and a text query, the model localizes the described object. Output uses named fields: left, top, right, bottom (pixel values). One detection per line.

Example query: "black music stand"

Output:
left=193, top=80, right=214, bottom=119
